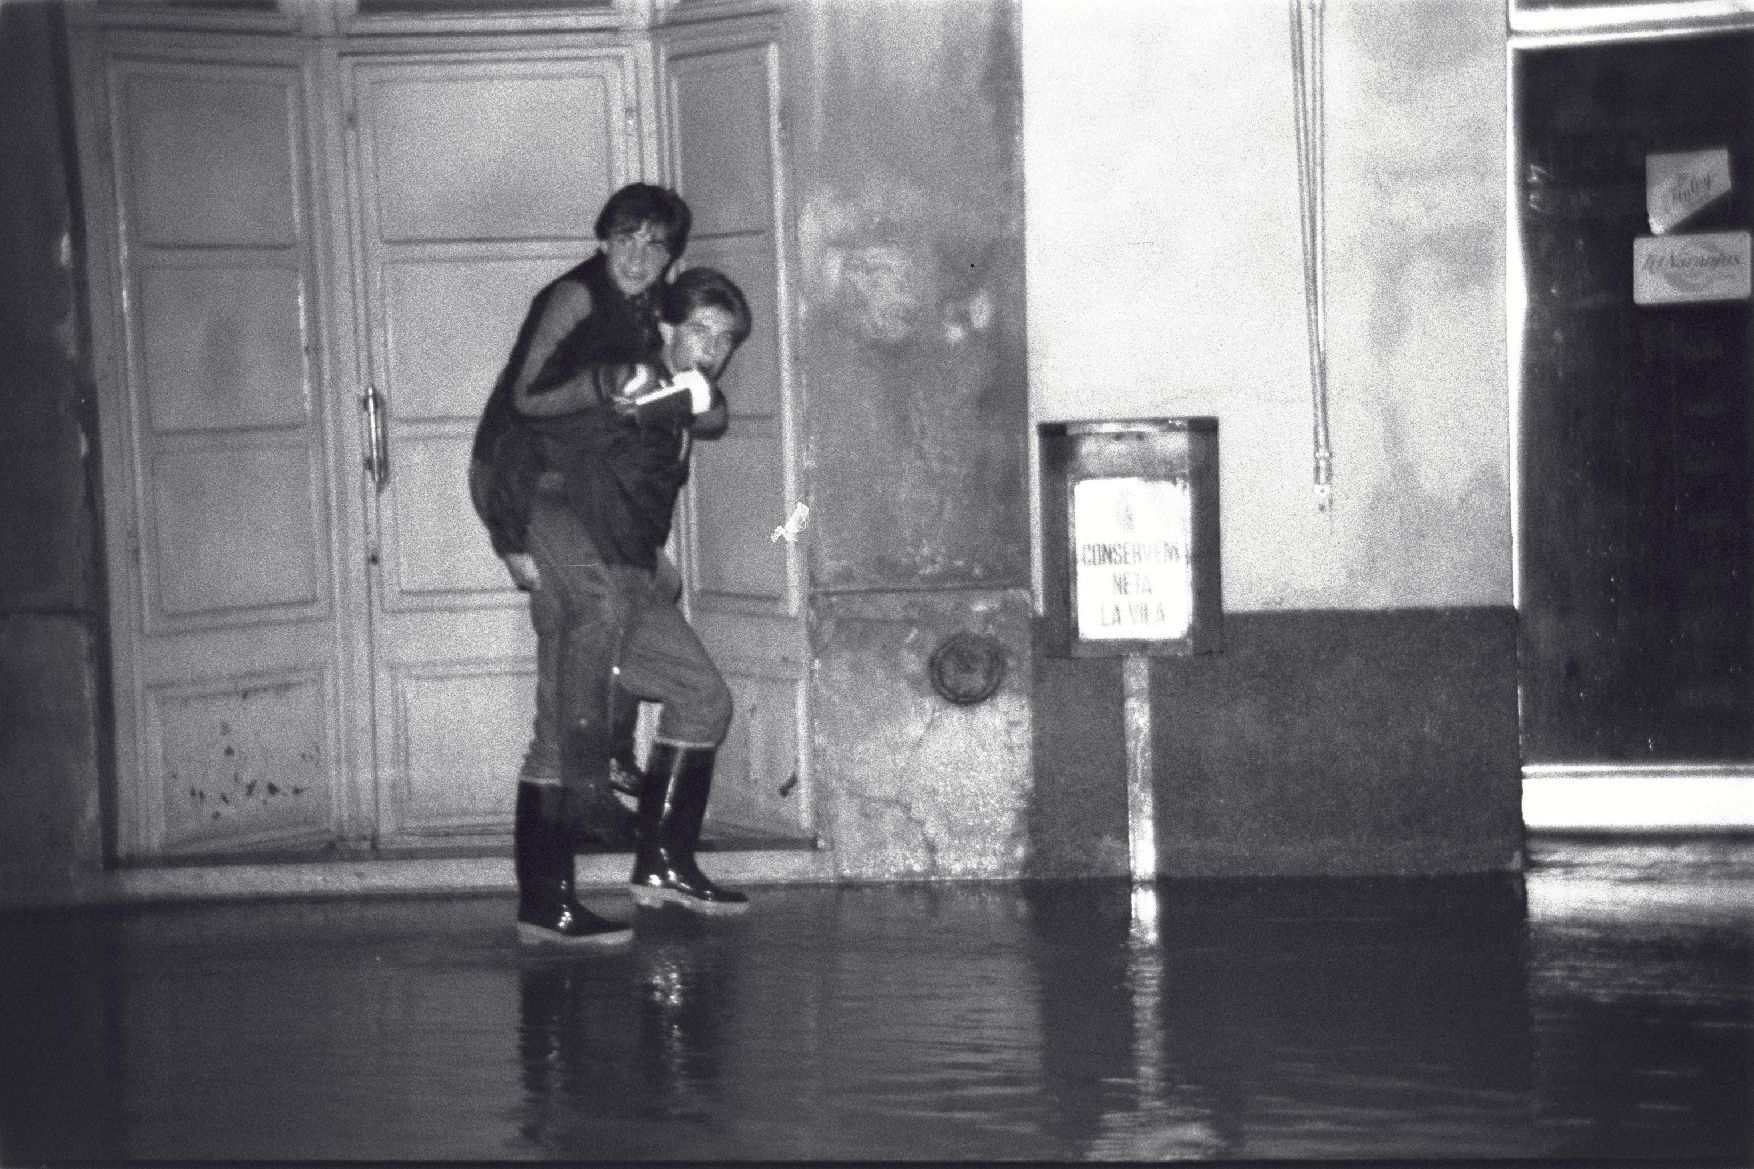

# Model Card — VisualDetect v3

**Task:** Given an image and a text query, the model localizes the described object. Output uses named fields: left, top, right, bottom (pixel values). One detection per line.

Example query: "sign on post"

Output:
left=1038, top=418, right=1221, bottom=657
left=1072, top=476, right=1193, bottom=641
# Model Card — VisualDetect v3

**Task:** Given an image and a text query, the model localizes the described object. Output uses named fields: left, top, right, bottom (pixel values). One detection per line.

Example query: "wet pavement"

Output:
left=1, top=844, right=1749, bottom=1163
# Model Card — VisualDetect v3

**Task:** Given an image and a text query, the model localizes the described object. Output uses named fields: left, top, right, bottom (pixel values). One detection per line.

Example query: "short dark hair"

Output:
left=595, top=183, right=691, bottom=257
left=662, top=267, right=752, bottom=347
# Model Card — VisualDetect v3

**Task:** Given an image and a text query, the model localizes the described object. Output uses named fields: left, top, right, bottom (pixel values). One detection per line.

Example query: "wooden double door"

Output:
left=71, top=20, right=809, bottom=862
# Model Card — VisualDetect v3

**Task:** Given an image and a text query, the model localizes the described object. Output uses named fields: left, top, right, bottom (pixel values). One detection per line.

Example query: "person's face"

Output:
left=659, top=306, right=741, bottom=379
left=603, top=220, right=674, bottom=297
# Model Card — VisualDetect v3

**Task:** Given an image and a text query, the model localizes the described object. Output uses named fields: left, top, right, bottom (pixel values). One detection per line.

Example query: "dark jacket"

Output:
left=516, top=357, right=728, bottom=570
left=470, top=253, right=661, bottom=557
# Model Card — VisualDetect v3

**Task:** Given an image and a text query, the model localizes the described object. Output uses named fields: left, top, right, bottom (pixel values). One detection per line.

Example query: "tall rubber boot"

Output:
left=629, top=744, right=749, bottom=915
left=514, top=781, right=634, bottom=947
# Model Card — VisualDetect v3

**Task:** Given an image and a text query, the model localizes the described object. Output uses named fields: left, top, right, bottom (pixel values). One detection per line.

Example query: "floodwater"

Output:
left=1, top=854, right=1749, bottom=1163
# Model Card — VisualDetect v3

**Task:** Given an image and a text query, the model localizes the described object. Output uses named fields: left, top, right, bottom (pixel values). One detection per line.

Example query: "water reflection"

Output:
left=0, top=868, right=1748, bottom=1162
left=512, top=909, right=744, bottom=1159
left=1021, top=875, right=1542, bottom=1159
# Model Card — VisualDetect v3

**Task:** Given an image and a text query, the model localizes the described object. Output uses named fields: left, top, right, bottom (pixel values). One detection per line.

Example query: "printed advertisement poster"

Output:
left=1646, top=147, right=1731, bottom=235
left=1633, top=230, right=1752, bottom=305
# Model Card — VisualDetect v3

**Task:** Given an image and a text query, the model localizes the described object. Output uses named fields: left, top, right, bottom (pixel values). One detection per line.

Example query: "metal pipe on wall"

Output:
left=1291, top=0, right=1332, bottom=514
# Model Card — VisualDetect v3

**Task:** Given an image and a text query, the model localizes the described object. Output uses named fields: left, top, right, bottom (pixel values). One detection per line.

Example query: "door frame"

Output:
left=1508, top=2, right=1754, bottom=831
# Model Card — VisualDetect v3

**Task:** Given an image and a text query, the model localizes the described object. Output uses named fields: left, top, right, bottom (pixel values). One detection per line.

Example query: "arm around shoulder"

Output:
left=516, top=356, right=646, bottom=418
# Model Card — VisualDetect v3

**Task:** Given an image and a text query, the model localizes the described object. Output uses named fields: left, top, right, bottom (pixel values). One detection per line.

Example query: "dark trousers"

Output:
left=525, top=492, right=733, bottom=794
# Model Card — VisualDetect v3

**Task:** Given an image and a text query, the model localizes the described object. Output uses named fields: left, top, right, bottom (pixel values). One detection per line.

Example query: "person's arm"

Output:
left=516, top=356, right=645, bottom=418
left=619, top=371, right=731, bottom=435
left=511, top=281, right=593, bottom=402
left=482, top=278, right=593, bottom=582
left=519, top=354, right=730, bottom=435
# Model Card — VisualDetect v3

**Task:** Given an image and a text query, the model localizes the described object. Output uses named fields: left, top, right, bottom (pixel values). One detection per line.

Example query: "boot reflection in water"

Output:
left=634, top=915, right=734, bottom=1118
left=514, top=780, right=634, bottom=947
left=630, top=743, right=748, bottom=915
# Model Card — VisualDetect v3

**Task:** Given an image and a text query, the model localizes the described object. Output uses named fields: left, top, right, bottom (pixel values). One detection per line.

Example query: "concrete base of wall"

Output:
left=1032, top=606, right=1524, bottom=878
left=0, top=615, right=105, bottom=901
left=809, top=588, right=1034, bottom=881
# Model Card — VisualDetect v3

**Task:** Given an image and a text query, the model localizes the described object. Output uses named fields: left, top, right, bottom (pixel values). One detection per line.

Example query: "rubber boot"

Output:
left=629, top=743, right=749, bottom=915
left=514, top=781, right=634, bottom=947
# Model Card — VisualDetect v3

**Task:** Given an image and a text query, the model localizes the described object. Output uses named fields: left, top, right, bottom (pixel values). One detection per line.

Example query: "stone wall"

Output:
left=0, top=0, right=109, bottom=900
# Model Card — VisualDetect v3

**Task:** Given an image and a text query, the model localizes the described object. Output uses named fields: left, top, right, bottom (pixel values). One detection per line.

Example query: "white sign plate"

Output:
left=1646, top=147, right=1732, bottom=235
left=1633, top=230, right=1752, bottom=305
left=1072, top=476, right=1193, bottom=641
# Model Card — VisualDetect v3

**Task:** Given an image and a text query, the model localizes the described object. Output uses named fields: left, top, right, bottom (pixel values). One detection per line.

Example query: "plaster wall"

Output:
left=791, top=0, right=1030, bottom=595
left=1023, top=0, right=1511, bottom=611
left=785, top=0, right=1036, bottom=880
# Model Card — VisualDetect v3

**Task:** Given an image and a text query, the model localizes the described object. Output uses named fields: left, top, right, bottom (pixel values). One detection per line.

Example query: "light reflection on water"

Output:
left=0, top=870, right=1748, bottom=1162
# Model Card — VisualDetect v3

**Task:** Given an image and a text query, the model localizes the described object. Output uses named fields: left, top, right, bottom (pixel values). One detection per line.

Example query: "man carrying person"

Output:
left=510, top=266, right=754, bottom=943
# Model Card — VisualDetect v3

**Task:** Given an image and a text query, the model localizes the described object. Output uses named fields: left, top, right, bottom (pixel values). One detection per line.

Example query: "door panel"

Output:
left=122, top=69, right=301, bottom=246
left=136, top=263, right=308, bottom=432
left=149, top=437, right=323, bottom=616
left=345, top=51, right=638, bottom=842
left=145, top=667, right=335, bottom=854
left=75, top=34, right=356, bottom=858
left=367, top=69, right=624, bottom=243
left=377, top=257, right=569, bottom=416
left=391, top=662, right=534, bottom=834
left=663, top=28, right=812, bottom=842
left=692, top=432, right=790, bottom=600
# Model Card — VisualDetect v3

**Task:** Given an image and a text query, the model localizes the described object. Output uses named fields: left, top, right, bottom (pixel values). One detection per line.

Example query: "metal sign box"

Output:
left=1038, top=418, right=1222, bottom=657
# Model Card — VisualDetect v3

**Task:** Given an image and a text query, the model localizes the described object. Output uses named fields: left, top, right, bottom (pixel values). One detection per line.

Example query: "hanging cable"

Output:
left=1291, top=0, right=1333, bottom=513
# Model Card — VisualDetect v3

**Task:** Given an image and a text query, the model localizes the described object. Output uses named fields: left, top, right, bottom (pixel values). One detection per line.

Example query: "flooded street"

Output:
left=2, top=849, right=1749, bottom=1162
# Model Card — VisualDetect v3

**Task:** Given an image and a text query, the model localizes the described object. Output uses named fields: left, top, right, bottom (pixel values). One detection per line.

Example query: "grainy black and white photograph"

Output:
left=0, top=0, right=1750, bottom=1162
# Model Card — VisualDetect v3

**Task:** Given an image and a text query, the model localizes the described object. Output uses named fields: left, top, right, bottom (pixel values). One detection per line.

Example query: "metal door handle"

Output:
left=361, top=386, right=388, bottom=493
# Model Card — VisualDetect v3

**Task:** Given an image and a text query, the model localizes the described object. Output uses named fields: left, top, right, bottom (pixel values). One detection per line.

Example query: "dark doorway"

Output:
left=1516, top=30, right=1754, bottom=764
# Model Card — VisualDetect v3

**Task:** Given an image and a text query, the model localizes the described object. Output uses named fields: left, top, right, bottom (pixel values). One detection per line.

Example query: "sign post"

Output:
left=1039, top=419, right=1222, bottom=886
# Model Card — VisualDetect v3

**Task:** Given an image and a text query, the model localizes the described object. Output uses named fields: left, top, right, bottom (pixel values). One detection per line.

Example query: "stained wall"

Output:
left=785, top=0, right=1036, bottom=880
